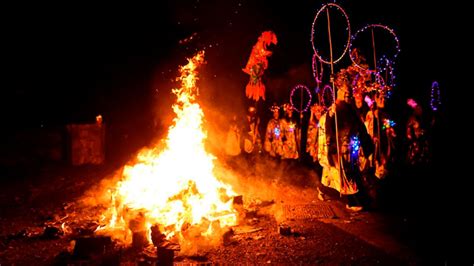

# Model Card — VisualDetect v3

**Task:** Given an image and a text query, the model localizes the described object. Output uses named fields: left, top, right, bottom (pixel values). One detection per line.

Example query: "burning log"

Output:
left=151, top=224, right=175, bottom=266
left=128, top=211, right=147, bottom=250
left=151, top=224, right=166, bottom=247
left=233, top=195, right=245, bottom=223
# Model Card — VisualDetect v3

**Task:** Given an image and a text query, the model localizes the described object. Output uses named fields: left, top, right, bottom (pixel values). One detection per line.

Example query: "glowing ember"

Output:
left=96, top=51, right=237, bottom=253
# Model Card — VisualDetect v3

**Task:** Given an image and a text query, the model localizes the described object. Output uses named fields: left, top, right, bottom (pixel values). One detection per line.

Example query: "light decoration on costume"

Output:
left=430, top=81, right=441, bottom=111
left=96, top=51, right=238, bottom=253
left=349, top=24, right=400, bottom=71
left=290, top=84, right=312, bottom=113
left=364, top=95, right=374, bottom=108
left=350, top=135, right=360, bottom=156
left=407, top=98, right=418, bottom=109
left=311, top=3, right=351, bottom=64
left=312, top=53, right=324, bottom=85
left=382, top=119, right=396, bottom=130
left=321, top=84, right=334, bottom=108
left=288, top=123, right=296, bottom=133
left=274, top=127, right=281, bottom=139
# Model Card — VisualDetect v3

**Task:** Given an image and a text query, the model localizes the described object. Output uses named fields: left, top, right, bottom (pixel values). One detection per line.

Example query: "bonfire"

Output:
left=96, top=51, right=238, bottom=254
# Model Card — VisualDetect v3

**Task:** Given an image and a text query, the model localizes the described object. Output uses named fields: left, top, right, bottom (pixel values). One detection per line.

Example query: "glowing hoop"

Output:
left=290, top=84, right=312, bottom=113
left=430, top=81, right=441, bottom=111
left=311, top=3, right=351, bottom=64
left=312, top=53, right=324, bottom=84
left=350, top=24, right=400, bottom=71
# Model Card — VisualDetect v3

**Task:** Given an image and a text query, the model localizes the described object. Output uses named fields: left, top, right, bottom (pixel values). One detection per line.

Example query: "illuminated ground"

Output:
left=0, top=155, right=455, bottom=265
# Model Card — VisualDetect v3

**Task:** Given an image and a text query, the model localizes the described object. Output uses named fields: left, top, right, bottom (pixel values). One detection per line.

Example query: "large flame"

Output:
left=96, top=51, right=237, bottom=253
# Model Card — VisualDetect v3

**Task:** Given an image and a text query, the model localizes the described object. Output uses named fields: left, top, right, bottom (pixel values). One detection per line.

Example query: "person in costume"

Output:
left=306, top=103, right=325, bottom=162
left=406, top=99, right=430, bottom=165
left=225, top=114, right=242, bottom=157
left=325, top=72, right=373, bottom=211
left=280, top=103, right=300, bottom=160
left=365, top=91, right=397, bottom=179
left=264, top=103, right=283, bottom=158
left=243, top=106, right=262, bottom=155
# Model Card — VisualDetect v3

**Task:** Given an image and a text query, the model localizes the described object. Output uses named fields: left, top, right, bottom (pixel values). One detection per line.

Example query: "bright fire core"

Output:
left=96, top=51, right=238, bottom=253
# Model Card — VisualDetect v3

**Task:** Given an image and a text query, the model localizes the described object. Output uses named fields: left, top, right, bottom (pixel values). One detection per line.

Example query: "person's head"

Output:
left=375, top=91, right=385, bottom=109
left=354, top=92, right=364, bottom=108
left=248, top=106, right=257, bottom=117
left=311, top=104, right=324, bottom=120
left=335, top=70, right=351, bottom=103
left=270, top=103, right=280, bottom=119
left=283, top=103, right=293, bottom=118
left=336, top=84, right=351, bottom=103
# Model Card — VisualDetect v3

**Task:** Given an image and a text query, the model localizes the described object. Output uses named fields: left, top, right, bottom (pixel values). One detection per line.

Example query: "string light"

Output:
left=349, top=24, right=400, bottom=71
left=311, top=3, right=351, bottom=64
left=382, top=119, right=396, bottom=130
left=430, top=81, right=441, bottom=111
left=290, top=84, right=312, bottom=113
left=312, top=53, right=324, bottom=84
left=377, top=55, right=397, bottom=88
left=350, top=135, right=360, bottom=156
left=274, top=127, right=281, bottom=139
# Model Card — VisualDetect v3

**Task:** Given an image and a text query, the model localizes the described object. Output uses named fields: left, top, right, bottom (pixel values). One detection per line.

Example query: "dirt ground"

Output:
left=0, top=154, right=464, bottom=265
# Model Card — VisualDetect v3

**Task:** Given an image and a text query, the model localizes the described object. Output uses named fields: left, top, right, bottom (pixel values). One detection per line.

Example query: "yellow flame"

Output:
left=96, top=51, right=237, bottom=251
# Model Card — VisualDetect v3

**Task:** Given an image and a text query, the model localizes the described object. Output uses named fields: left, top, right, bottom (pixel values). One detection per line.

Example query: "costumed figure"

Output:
left=224, top=114, right=242, bottom=157
left=243, top=106, right=262, bottom=155
left=365, top=91, right=396, bottom=179
left=406, top=99, right=430, bottom=165
left=242, top=31, right=278, bottom=101
left=307, top=103, right=325, bottom=162
left=280, top=103, right=300, bottom=160
left=325, top=72, right=373, bottom=209
left=264, top=103, right=283, bottom=157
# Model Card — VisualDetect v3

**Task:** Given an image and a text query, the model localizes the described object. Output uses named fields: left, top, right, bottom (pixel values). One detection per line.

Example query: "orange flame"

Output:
left=96, top=51, right=237, bottom=253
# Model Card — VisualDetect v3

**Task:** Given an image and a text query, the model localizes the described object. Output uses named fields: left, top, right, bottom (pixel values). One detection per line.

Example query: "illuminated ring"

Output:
left=321, top=84, right=334, bottom=108
left=290, top=84, right=312, bottom=113
left=311, top=3, right=351, bottom=64
left=377, top=55, right=396, bottom=88
left=350, top=24, right=400, bottom=71
left=312, top=53, right=324, bottom=84
left=430, top=81, right=441, bottom=111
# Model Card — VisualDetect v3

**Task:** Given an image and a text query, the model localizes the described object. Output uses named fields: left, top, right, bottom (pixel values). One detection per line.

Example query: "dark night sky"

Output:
left=2, top=1, right=459, bottom=128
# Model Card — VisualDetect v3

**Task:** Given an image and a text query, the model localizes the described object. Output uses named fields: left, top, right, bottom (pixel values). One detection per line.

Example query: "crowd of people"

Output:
left=224, top=63, right=439, bottom=212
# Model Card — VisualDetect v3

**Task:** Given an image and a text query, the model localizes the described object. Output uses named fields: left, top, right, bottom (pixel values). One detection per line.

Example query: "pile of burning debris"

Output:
left=0, top=194, right=275, bottom=265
